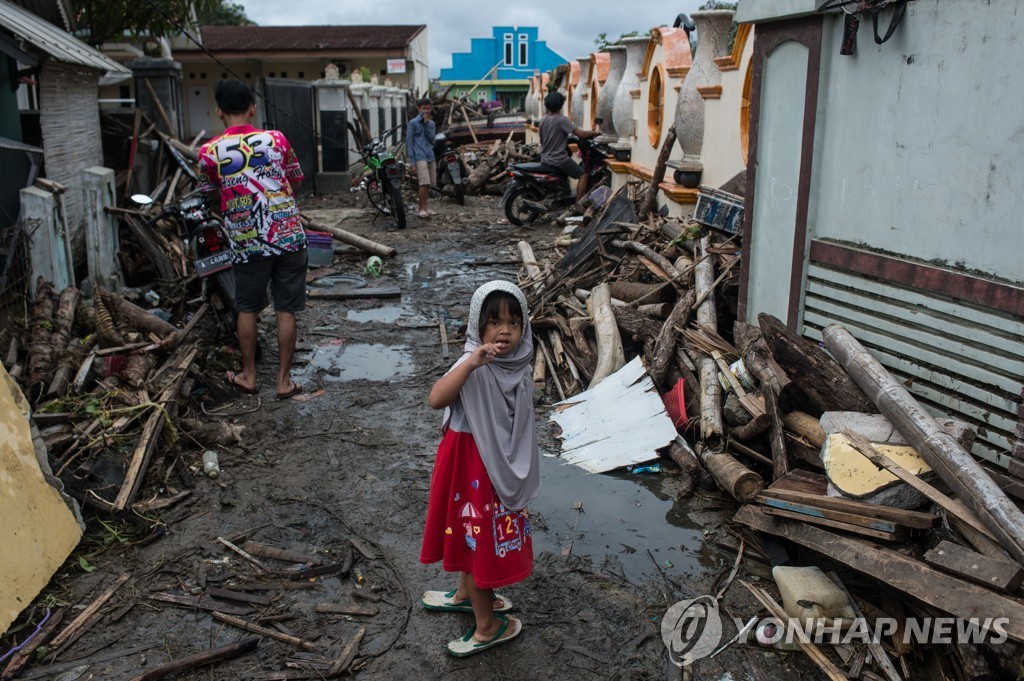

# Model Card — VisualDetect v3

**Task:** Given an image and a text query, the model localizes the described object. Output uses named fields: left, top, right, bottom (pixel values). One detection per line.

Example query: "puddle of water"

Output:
left=406, top=261, right=464, bottom=285
left=297, top=342, right=414, bottom=382
left=530, top=450, right=725, bottom=583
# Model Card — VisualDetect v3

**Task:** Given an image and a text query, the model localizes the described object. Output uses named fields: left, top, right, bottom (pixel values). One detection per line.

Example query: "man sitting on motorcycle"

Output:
left=538, top=91, right=600, bottom=202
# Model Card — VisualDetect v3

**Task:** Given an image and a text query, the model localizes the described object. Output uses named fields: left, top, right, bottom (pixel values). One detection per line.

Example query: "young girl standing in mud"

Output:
left=419, top=280, right=540, bottom=657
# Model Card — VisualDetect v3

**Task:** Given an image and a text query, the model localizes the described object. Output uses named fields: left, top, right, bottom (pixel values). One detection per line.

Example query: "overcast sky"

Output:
left=237, top=1, right=705, bottom=78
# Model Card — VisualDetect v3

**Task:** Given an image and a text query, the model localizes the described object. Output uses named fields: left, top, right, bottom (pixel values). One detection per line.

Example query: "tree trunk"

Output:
left=667, top=436, right=700, bottom=500
left=696, top=237, right=723, bottom=440
left=28, top=280, right=56, bottom=395
left=100, top=289, right=178, bottom=339
left=737, top=322, right=803, bottom=413
left=639, top=125, right=677, bottom=220
left=759, top=313, right=873, bottom=413
left=699, top=444, right=764, bottom=503
left=824, top=323, right=1024, bottom=565
left=588, top=283, right=625, bottom=385
left=649, top=291, right=696, bottom=387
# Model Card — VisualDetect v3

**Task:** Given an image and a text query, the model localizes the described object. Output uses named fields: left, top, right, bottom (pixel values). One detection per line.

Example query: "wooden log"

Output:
left=610, top=240, right=683, bottom=281
left=122, top=215, right=178, bottom=284
left=607, top=281, right=671, bottom=304
left=129, top=638, right=258, bottom=681
left=27, top=279, right=56, bottom=394
left=639, top=125, right=677, bottom=219
left=695, top=237, right=723, bottom=440
left=759, top=313, right=873, bottom=413
left=649, top=291, right=696, bottom=388
left=736, top=321, right=803, bottom=413
left=782, top=411, right=825, bottom=448
left=148, top=592, right=253, bottom=617
left=612, top=306, right=664, bottom=342
left=729, top=413, right=772, bottom=441
left=307, top=287, right=401, bottom=301
left=217, top=536, right=271, bottom=572
left=241, top=541, right=322, bottom=566
left=212, top=612, right=321, bottom=651
left=924, top=540, right=1024, bottom=593
left=300, top=215, right=396, bottom=258
left=100, top=288, right=178, bottom=339
left=723, top=392, right=753, bottom=427
left=763, top=386, right=789, bottom=482
left=734, top=506, right=1024, bottom=643
left=666, top=436, right=700, bottom=500
left=698, top=444, right=763, bottom=502
left=588, top=283, right=625, bottom=386
left=823, top=324, right=1024, bottom=564
left=532, top=346, right=546, bottom=388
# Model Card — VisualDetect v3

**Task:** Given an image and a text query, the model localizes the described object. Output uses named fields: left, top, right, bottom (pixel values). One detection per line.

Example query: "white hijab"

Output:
left=446, top=281, right=540, bottom=510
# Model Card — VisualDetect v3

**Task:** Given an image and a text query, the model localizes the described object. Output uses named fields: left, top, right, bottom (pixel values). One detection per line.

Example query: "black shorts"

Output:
left=545, top=157, right=584, bottom=179
left=233, top=248, right=307, bottom=313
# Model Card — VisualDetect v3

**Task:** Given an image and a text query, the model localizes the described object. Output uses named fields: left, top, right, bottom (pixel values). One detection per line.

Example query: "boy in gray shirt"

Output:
left=538, top=91, right=599, bottom=201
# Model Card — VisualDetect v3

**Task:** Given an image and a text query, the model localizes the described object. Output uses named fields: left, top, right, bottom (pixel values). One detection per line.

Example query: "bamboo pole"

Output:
left=301, top=215, right=397, bottom=258
left=823, top=324, right=1024, bottom=564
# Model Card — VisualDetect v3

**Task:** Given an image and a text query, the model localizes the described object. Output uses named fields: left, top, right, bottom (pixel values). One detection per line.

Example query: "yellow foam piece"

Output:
left=821, top=432, right=932, bottom=498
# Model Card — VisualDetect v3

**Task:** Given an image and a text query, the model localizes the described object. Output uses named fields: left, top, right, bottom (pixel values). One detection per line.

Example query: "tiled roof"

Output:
left=194, top=25, right=426, bottom=52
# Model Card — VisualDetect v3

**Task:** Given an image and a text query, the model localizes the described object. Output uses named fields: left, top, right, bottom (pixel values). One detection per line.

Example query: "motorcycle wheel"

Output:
left=504, top=186, right=543, bottom=226
left=366, top=179, right=390, bottom=215
left=454, top=177, right=466, bottom=206
left=384, top=181, right=407, bottom=229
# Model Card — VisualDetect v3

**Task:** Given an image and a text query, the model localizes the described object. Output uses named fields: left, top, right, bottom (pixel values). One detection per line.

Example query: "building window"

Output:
left=281, top=71, right=288, bottom=78
left=298, top=71, right=304, bottom=78
left=269, top=72, right=276, bottom=77
left=519, top=40, right=528, bottom=66
left=504, top=33, right=513, bottom=66
left=188, top=72, right=195, bottom=80
left=200, top=72, right=206, bottom=79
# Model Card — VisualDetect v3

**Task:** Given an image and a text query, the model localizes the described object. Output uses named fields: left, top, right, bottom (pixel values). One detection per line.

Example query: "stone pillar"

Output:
left=674, top=9, right=734, bottom=186
left=21, top=186, right=73, bottom=293
left=568, top=60, right=584, bottom=126
left=127, top=58, right=183, bottom=138
left=82, top=167, right=122, bottom=293
left=613, top=36, right=649, bottom=145
left=596, top=46, right=626, bottom=137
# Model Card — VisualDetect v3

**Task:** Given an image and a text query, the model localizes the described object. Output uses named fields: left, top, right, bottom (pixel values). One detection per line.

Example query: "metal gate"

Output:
left=261, top=78, right=316, bottom=195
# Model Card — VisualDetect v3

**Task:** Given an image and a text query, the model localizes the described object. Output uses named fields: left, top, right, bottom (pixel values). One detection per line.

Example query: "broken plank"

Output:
left=924, top=540, right=1024, bottom=593
left=759, top=504, right=904, bottom=541
left=759, top=488, right=939, bottom=530
left=347, top=536, right=376, bottom=561
left=734, top=506, right=1024, bottom=642
left=327, top=626, right=365, bottom=675
left=49, top=573, right=131, bottom=652
left=306, top=287, right=401, bottom=301
left=212, top=612, right=322, bottom=651
left=148, top=592, right=253, bottom=616
left=756, top=495, right=907, bottom=533
left=216, top=536, right=271, bottom=572
left=314, top=603, right=379, bottom=617
left=129, top=638, right=258, bottom=681
left=205, top=587, right=272, bottom=606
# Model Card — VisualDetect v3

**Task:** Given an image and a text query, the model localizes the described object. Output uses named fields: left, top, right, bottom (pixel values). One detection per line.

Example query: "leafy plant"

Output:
left=78, top=556, right=97, bottom=573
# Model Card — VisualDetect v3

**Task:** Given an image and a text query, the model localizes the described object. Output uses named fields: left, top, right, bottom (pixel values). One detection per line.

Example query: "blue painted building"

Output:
left=438, top=26, right=565, bottom=111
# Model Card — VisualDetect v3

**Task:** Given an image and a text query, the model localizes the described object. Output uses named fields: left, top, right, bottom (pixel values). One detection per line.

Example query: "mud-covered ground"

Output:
left=17, top=191, right=820, bottom=680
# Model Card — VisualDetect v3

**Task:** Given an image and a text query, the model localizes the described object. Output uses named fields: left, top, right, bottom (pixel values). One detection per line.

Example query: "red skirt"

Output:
left=420, top=429, right=533, bottom=589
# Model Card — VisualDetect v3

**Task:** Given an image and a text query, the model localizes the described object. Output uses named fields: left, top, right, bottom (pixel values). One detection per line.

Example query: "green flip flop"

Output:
left=420, top=589, right=513, bottom=613
left=446, top=614, right=522, bottom=657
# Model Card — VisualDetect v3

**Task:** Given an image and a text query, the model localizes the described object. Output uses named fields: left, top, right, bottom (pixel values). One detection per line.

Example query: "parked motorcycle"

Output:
left=131, top=192, right=241, bottom=345
left=352, top=127, right=407, bottom=229
left=501, top=134, right=613, bottom=226
left=432, top=132, right=466, bottom=205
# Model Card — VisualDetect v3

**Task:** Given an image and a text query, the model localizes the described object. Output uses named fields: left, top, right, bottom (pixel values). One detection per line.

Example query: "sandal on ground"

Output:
left=418, top=210, right=431, bottom=219
left=421, top=589, right=513, bottom=613
left=446, top=614, right=522, bottom=657
left=275, top=381, right=303, bottom=400
left=225, top=371, right=259, bottom=395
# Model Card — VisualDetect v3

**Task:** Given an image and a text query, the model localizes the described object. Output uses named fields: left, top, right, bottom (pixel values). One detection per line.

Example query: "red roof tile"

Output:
left=193, top=25, right=425, bottom=52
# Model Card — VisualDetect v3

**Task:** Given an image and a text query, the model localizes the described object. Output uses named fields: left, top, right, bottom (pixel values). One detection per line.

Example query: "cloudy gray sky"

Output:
left=237, top=1, right=705, bottom=77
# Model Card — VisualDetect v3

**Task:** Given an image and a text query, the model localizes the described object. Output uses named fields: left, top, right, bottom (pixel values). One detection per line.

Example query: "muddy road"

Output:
left=27, top=193, right=813, bottom=680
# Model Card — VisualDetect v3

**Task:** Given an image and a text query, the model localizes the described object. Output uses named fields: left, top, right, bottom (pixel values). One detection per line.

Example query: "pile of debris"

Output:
left=520, top=185, right=1024, bottom=677
left=458, top=138, right=538, bottom=196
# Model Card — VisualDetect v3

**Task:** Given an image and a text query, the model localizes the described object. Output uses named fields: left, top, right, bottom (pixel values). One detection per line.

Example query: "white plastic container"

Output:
left=772, top=565, right=855, bottom=629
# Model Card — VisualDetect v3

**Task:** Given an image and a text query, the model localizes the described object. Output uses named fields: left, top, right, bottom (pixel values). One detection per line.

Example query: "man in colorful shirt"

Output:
left=198, top=79, right=306, bottom=400
left=407, top=98, right=436, bottom=219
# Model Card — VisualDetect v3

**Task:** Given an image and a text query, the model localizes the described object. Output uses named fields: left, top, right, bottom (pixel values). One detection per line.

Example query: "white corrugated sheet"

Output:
left=0, top=0, right=128, bottom=73
left=550, top=356, right=679, bottom=473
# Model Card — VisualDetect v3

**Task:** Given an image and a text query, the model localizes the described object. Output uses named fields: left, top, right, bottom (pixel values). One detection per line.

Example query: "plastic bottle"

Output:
left=202, top=450, right=220, bottom=479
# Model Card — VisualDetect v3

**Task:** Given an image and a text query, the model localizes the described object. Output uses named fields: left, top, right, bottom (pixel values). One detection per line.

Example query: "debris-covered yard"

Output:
left=4, top=168, right=1024, bottom=680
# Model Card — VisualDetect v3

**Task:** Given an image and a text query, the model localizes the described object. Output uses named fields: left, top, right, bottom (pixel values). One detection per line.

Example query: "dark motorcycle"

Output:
left=432, top=132, right=466, bottom=205
left=131, top=192, right=241, bottom=344
left=501, top=134, right=613, bottom=226
left=352, top=127, right=407, bottom=229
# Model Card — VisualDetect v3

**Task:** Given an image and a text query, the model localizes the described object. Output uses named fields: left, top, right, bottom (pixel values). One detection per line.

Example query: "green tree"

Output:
left=197, top=1, right=255, bottom=26
left=73, top=0, right=253, bottom=46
